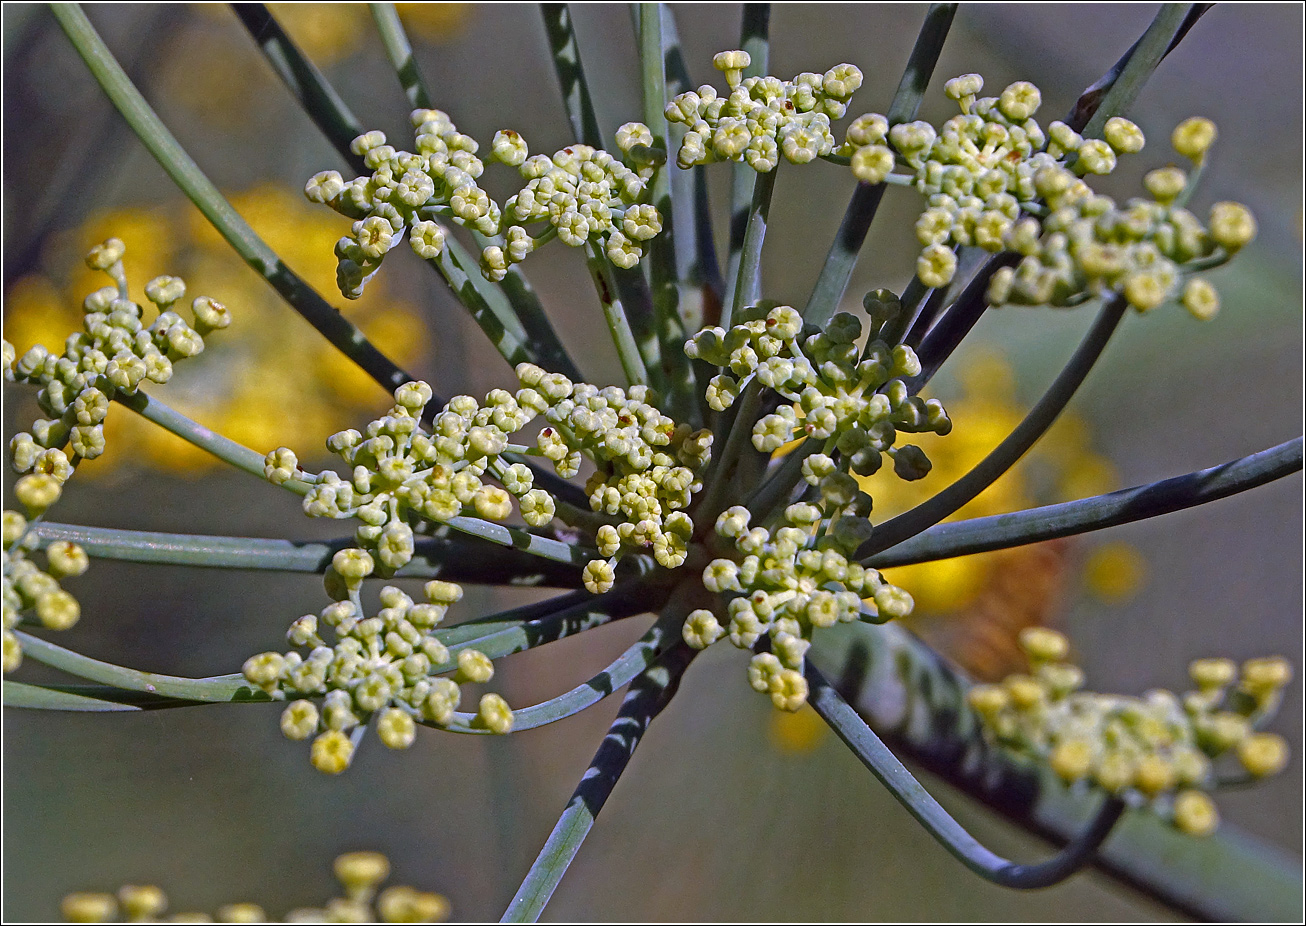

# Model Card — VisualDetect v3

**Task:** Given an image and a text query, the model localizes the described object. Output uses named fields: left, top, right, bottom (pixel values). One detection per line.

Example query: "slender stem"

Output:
left=801, top=3, right=957, bottom=327
left=233, top=2, right=580, bottom=383
left=540, top=3, right=602, bottom=148
left=695, top=378, right=764, bottom=523
left=112, top=390, right=277, bottom=484
left=817, top=623, right=1300, bottom=921
left=640, top=2, right=696, bottom=422
left=14, top=630, right=264, bottom=701
left=52, top=3, right=414, bottom=397
left=745, top=439, right=821, bottom=523
left=1073, top=4, right=1199, bottom=138
left=728, top=165, right=777, bottom=322
left=501, top=640, right=696, bottom=922
left=719, top=3, right=770, bottom=328
left=867, top=436, right=1304, bottom=568
left=862, top=295, right=1128, bottom=558
left=430, top=608, right=678, bottom=733
left=30, top=521, right=588, bottom=587
left=585, top=243, right=650, bottom=386
left=3, top=680, right=196, bottom=711
left=230, top=4, right=364, bottom=144
left=908, top=252, right=1020, bottom=388
left=806, top=663, right=1126, bottom=889
left=368, top=3, right=433, bottom=109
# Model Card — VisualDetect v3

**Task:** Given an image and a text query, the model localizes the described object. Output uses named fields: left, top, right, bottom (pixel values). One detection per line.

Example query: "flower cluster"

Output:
left=828, top=70, right=1252, bottom=313
left=2, top=510, right=89, bottom=673
left=494, top=133, right=663, bottom=274
left=681, top=303, right=949, bottom=709
left=516, top=362, right=713, bottom=589
left=61, top=851, right=450, bottom=923
left=306, top=108, right=665, bottom=296
left=665, top=50, right=862, bottom=171
left=4, top=238, right=230, bottom=472
left=686, top=303, right=950, bottom=475
left=684, top=502, right=916, bottom=712
left=243, top=556, right=511, bottom=774
left=265, top=379, right=554, bottom=575
left=968, top=628, right=1292, bottom=835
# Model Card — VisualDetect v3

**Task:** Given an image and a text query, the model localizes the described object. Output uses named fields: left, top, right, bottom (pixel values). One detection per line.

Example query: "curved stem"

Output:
left=805, top=663, right=1126, bottom=889
left=861, top=295, right=1128, bottom=558
left=501, top=639, right=696, bottom=922
left=867, top=436, right=1304, bottom=567
left=430, top=608, right=677, bottom=733
left=51, top=2, right=414, bottom=397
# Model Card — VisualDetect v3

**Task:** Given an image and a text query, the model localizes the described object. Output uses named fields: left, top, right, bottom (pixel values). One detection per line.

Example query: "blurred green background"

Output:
left=3, top=4, right=1301, bottom=921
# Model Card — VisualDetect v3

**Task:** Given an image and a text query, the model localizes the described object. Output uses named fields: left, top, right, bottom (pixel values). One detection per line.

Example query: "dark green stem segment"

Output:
left=541, top=3, right=603, bottom=148
left=1071, top=4, right=1207, bottom=136
left=801, top=3, right=958, bottom=327
left=52, top=2, right=414, bottom=396
left=868, top=436, right=1304, bottom=567
left=806, top=663, right=1126, bottom=888
left=231, top=4, right=363, bottom=139
left=501, top=641, right=696, bottom=922
left=369, top=2, right=434, bottom=109
left=861, top=295, right=1128, bottom=559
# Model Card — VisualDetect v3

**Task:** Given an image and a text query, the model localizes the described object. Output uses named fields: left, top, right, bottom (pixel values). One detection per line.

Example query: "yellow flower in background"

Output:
left=267, top=3, right=472, bottom=65
left=3, top=186, right=430, bottom=478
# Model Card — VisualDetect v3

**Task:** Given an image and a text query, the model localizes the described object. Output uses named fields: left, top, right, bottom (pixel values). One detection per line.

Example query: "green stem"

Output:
left=640, top=2, right=696, bottom=421
left=1073, top=4, right=1199, bottom=138
left=430, top=608, right=677, bottom=733
left=719, top=3, right=770, bottom=328
left=368, top=3, right=433, bottom=109
left=501, top=640, right=697, bottom=922
left=867, top=436, right=1303, bottom=568
left=113, top=390, right=285, bottom=484
left=31, top=521, right=587, bottom=587
left=540, top=3, right=603, bottom=148
left=52, top=3, right=413, bottom=396
left=230, top=4, right=363, bottom=138
left=806, top=663, right=1126, bottom=888
left=14, top=630, right=264, bottom=701
left=727, top=164, right=777, bottom=323
left=585, top=243, right=649, bottom=386
left=861, top=295, right=1128, bottom=558
left=802, top=3, right=958, bottom=327
left=695, top=377, right=764, bottom=523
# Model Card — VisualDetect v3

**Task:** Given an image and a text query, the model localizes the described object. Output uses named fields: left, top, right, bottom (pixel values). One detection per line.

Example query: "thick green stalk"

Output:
left=806, top=664, right=1126, bottom=888
left=113, top=391, right=282, bottom=484
left=502, top=640, right=696, bottom=922
left=868, top=437, right=1304, bottom=568
left=1074, top=4, right=1201, bottom=138
left=861, top=295, right=1128, bottom=558
left=51, top=3, right=413, bottom=396
left=368, top=3, right=433, bottom=109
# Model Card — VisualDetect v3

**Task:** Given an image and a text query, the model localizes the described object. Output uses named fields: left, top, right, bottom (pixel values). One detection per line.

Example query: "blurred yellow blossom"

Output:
left=1083, top=541, right=1148, bottom=604
left=3, top=186, right=430, bottom=477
